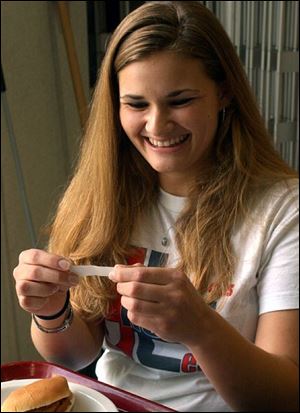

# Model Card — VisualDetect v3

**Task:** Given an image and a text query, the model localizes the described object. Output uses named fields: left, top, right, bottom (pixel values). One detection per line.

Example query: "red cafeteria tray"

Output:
left=1, top=361, right=176, bottom=412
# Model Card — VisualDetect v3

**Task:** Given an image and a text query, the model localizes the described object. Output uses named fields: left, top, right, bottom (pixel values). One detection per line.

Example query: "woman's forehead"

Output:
left=118, top=52, right=214, bottom=96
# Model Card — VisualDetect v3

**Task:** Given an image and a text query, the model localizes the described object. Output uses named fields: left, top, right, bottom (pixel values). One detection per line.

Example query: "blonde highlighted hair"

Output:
left=48, top=1, right=297, bottom=321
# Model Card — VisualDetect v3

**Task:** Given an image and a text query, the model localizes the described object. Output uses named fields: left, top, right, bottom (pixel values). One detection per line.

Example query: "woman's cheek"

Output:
left=120, top=110, right=141, bottom=137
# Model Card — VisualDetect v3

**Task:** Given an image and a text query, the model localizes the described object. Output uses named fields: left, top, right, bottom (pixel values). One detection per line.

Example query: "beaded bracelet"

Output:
left=35, top=290, right=70, bottom=320
left=32, top=305, right=74, bottom=334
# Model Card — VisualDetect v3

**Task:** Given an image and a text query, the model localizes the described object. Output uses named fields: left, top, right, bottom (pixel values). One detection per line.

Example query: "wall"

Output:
left=1, top=1, right=89, bottom=363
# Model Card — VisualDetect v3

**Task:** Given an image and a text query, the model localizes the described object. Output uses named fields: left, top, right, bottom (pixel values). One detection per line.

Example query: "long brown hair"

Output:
left=48, top=1, right=297, bottom=320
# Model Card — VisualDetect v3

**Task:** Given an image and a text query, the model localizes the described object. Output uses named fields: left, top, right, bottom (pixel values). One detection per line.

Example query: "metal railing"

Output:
left=206, top=1, right=299, bottom=170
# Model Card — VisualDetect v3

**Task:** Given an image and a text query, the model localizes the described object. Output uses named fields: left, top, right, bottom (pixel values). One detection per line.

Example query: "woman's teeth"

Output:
left=148, top=134, right=189, bottom=147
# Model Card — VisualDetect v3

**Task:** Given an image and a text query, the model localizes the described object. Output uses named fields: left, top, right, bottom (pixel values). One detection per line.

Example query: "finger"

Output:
left=13, top=264, right=79, bottom=287
left=110, top=265, right=171, bottom=285
left=116, top=281, right=162, bottom=302
left=19, top=249, right=71, bottom=271
left=16, top=280, right=59, bottom=298
left=18, top=295, right=49, bottom=312
left=126, top=309, right=160, bottom=335
left=121, top=295, right=159, bottom=315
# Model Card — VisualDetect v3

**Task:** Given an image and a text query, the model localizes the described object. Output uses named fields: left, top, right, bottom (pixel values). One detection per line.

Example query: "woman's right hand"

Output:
left=13, top=249, right=80, bottom=317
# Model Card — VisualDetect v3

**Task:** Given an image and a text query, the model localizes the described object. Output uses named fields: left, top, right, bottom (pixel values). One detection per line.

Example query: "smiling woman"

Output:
left=12, top=1, right=298, bottom=412
left=118, top=52, right=226, bottom=195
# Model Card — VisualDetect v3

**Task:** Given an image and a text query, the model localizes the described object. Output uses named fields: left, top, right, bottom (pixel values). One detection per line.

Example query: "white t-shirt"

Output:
left=96, top=180, right=299, bottom=412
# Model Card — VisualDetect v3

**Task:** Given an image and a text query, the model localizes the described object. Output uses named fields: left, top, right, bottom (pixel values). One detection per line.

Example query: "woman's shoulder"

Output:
left=238, top=178, right=299, bottom=235
left=232, top=178, right=298, bottom=259
left=269, top=177, right=298, bottom=196
left=255, top=178, right=298, bottom=213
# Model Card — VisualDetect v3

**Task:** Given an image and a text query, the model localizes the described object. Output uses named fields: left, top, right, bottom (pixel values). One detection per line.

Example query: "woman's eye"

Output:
left=125, top=102, right=148, bottom=109
left=122, top=97, right=195, bottom=109
left=171, top=98, right=194, bottom=106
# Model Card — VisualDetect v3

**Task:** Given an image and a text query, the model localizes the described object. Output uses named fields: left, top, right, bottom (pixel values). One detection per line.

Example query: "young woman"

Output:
left=13, top=2, right=298, bottom=411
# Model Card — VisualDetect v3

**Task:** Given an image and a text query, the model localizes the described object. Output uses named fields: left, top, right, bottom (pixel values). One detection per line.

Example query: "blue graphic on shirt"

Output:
left=148, top=249, right=168, bottom=266
left=121, top=305, right=184, bottom=371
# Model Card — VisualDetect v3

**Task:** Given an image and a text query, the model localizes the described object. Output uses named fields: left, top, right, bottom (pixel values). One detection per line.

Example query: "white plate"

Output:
left=1, top=378, right=119, bottom=412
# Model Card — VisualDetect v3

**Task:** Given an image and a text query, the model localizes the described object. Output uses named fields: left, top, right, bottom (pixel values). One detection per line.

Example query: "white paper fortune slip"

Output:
left=70, top=265, right=114, bottom=277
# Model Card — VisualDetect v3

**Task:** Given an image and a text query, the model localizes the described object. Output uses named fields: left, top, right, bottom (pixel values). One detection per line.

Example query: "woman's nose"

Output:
left=145, top=108, right=174, bottom=136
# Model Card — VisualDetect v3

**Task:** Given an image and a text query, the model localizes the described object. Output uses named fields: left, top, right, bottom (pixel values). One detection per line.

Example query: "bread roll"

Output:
left=1, top=375, right=74, bottom=412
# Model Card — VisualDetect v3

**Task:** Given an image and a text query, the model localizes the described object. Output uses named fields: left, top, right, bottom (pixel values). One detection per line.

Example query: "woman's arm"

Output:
left=187, top=307, right=299, bottom=412
left=31, top=311, right=105, bottom=371
left=13, top=249, right=105, bottom=371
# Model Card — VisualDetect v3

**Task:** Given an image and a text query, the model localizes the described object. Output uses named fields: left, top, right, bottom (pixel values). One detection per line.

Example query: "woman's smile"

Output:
left=144, top=133, right=191, bottom=150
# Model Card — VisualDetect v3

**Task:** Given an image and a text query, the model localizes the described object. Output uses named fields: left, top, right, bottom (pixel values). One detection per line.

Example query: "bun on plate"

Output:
left=1, top=375, right=74, bottom=412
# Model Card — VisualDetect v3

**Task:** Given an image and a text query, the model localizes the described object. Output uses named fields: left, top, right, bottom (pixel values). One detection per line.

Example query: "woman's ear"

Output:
left=218, top=82, right=232, bottom=110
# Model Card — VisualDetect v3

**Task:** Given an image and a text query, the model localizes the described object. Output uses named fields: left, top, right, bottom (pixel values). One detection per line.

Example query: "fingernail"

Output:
left=69, top=275, right=79, bottom=285
left=108, top=271, right=115, bottom=281
left=58, top=259, right=70, bottom=270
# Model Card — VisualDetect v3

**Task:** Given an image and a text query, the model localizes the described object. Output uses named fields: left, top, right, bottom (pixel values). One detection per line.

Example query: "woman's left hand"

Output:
left=109, top=264, right=209, bottom=345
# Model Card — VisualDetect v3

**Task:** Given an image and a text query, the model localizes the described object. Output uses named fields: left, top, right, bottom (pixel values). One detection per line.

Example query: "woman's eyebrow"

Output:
left=120, top=94, right=145, bottom=100
left=120, top=89, right=200, bottom=99
left=167, top=89, right=200, bottom=97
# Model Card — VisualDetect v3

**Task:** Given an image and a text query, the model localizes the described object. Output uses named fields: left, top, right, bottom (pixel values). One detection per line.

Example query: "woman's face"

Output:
left=119, top=51, right=226, bottom=195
